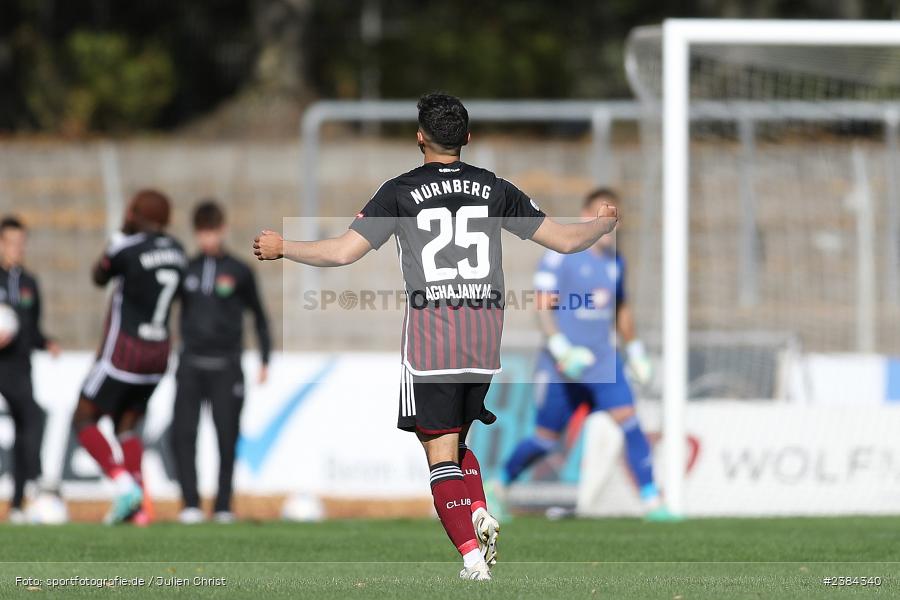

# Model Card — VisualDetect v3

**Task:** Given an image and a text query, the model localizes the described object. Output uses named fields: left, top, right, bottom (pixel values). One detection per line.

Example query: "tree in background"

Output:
left=0, top=0, right=898, bottom=134
left=20, top=30, right=174, bottom=134
left=0, top=0, right=256, bottom=133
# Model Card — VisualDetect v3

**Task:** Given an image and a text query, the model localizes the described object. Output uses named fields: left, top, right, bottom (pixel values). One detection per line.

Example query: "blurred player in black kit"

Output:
left=172, top=200, right=271, bottom=524
left=74, top=190, right=186, bottom=525
left=0, top=216, right=60, bottom=523
left=254, top=93, right=617, bottom=580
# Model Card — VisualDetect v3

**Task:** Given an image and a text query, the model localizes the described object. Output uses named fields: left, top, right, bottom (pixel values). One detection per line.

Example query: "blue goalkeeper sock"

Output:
left=620, top=415, right=656, bottom=495
left=503, top=436, right=556, bottom=485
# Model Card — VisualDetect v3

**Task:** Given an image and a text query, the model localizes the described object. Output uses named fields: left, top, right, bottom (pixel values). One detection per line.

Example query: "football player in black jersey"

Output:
left=0, top=216, right=60, bottom=522
left=173, top=200, right=271, bottom=524
left=74, top=190, right=187, bottom=525
left=254, top=93, right=617, bottom=580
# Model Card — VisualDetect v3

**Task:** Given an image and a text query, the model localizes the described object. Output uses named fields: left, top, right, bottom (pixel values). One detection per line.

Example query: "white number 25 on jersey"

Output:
left=417, top=206, right=489, bottom=282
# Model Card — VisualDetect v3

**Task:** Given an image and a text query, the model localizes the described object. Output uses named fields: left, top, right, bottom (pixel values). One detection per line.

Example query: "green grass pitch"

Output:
left=0, top=516, right=896, bottom=599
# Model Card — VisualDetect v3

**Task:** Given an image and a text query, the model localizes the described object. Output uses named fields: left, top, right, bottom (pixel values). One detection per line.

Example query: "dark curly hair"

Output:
left=417, top=92, right=469, bottom=152
left=128, top=189, right=171, bottom=229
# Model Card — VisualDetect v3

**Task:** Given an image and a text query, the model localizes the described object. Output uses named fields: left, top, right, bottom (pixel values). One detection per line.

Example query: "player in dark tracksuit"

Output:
left=172, top=200, right=271, bottom=523
left=0, top=216, right=60, bottom=521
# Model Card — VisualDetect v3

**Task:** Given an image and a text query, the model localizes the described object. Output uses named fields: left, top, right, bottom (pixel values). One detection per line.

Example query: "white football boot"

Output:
left=472, top=506, right=500, bottom=566
left=458, top=561, right=492, bottom=581
left=213, top=511, right=236, bottom=524
left=178, top=507, right=206, bottom=524
left=8, top=508, right=26, bottom=525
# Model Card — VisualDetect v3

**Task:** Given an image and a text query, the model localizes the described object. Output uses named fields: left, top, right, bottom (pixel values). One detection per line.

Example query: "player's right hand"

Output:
left=0, top=333, right=13, bottom=350
left=253, top=230, right=284, bottom=261
left=547, top=333, right=595, bottom=380
left=558, top=346, right=596, bottom=380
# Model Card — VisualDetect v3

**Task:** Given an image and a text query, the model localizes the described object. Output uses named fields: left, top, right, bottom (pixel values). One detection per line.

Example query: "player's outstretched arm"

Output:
left=530, top=203, right=618, bottom=254
left=253, top=229, right=372, bottom=267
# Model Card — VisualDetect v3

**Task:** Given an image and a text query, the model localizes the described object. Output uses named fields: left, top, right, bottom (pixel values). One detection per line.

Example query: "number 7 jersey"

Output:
left=350, top=160, right=545, bottom=376
left=92, top=231, right=187, bottom=382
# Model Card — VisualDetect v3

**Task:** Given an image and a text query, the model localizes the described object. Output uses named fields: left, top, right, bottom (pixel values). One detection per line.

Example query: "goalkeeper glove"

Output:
left=625, top=339, right=653, bottom=385
left=548, top=333, right=596, bottom=380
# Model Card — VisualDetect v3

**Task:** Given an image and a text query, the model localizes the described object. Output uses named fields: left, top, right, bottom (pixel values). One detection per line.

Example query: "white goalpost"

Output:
left=657, top=20, right=900, bottom=516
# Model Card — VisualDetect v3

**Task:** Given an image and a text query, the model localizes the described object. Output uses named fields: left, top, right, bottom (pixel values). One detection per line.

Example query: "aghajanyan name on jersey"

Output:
left=410, top=179, right=492, bottom=204
left=424, top=282, right=493, bottom=301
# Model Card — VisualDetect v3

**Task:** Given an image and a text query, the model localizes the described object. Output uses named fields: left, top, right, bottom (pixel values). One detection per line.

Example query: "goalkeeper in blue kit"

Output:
left=500, top=188, right=674, bottom=521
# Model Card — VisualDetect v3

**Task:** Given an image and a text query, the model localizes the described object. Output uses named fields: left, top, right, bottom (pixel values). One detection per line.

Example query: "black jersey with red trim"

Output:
left=349, top=160, right=545, bottom=375
left=94, top=231, right=186, bottom=378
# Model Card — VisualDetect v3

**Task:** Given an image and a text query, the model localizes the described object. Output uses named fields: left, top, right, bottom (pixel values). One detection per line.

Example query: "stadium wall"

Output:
left=5, top=136, right=900, bottom=357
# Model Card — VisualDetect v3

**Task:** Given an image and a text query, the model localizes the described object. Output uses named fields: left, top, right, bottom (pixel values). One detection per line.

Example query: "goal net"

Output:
left=623, top=21, right=900, bottom=515
left=627, top=24, right=900, bottom=379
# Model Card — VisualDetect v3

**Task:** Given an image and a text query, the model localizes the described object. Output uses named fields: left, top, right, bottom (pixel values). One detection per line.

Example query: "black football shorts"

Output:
left=397, top=366, right=496, bottom=434
left=81, top=361, right=159, bottom=416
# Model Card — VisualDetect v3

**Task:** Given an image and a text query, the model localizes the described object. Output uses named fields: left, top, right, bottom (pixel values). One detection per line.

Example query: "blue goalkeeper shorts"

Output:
left=533, top=351, right=633, bottom=434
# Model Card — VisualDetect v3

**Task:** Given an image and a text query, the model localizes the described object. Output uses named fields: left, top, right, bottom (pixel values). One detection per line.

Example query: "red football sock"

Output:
left=429, top=462, right=479, bottom=556
left=459, top=443, right=487, bottom=513
left=78, top=425, right=125, bottom=480
left=119, top=433, right=144, bottom=486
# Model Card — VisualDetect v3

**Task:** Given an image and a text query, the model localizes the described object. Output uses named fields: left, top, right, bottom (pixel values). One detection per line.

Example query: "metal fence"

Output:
left=1, top=99, right=899, bottom=354
left=298, top=99, right=900, bottom=355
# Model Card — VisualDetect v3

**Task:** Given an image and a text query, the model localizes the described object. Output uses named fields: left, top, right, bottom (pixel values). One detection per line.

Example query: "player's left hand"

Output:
left=258, top=364, right=269, bottom=385
left=596, top=202, right=618, bottom=235
left=46, top=340, right=62, bottom=358
left=625, top=339, right=653, bottom=385
left=253, top=230, right=284, bottom=261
